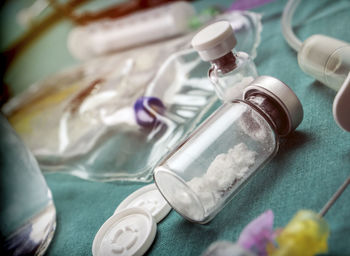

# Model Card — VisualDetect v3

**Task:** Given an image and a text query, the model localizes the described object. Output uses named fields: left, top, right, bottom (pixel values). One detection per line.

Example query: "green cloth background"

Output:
left=2, top=0, right=350, bottom=255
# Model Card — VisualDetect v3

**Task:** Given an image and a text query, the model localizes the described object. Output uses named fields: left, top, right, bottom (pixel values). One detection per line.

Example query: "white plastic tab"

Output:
left=333, top=72, right=350, bottom=132
left=114, top=184, right=171, bottom=223
left=191, top=21, right=237, bottom=61
left=92, top=208, right=157, bottom=256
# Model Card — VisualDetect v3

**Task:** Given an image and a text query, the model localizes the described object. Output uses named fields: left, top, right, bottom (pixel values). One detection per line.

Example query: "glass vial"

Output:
left=154, top=76, right=303, bottom=223
left=192, top=20, right=258, bottom=102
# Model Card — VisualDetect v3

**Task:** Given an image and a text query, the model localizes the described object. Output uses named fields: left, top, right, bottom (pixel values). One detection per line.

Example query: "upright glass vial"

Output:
left=154, top=76, right=303, bottom=223
left=192, top=20, right=258, bottom=101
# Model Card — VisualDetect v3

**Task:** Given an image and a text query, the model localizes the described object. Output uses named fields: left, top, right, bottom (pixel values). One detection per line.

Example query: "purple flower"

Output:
left=238, top=210, right=274, bottom=256
left=134, top=96, right=165, bottom=128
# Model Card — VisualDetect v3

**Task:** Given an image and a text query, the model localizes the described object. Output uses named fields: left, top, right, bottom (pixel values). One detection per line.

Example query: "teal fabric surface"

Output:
left=3, top=0, right=350, bottom=255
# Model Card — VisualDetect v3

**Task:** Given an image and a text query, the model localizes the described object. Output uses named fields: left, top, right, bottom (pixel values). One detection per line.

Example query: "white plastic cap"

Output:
left=191, top=20, right=237, bottom=61
left=243, top=76, right=304, bottom=136
left=92, top=208, right=157, bottom=256
left=114, top=183, right=171, bottom=223
left=298, top=34, right=350, bottom=91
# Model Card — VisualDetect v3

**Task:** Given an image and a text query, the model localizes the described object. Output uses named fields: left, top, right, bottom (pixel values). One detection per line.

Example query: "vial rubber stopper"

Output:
left=191, top=20, right=237, bottom=61
left=243, top=76, right=304, bottom=136
left=92, top=208, right=157, bottom=256
left=114, top=183, right=171, bottom=223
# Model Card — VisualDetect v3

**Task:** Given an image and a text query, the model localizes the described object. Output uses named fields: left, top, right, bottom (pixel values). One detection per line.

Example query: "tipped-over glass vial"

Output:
left=192, top=20, right=258, bottom=102
left=154, top=76, right=303, bottom=223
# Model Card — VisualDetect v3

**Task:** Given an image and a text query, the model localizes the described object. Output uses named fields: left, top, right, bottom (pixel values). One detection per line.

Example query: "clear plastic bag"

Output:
left=218, top=11, right=262, bottom=59
left=3, top=10, right=262, bottom=182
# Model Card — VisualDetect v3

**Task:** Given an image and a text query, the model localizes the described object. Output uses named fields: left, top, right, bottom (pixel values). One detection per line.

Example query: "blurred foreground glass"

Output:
left=0, top=115, right=56, bottom=255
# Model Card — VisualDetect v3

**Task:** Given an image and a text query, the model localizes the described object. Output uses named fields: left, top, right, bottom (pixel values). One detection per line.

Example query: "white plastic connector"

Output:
left=297, top=34, right=350, bottom=132
left=298, top=34, right=350, bottom=91
left=333, top=72, right=350, bottom=132
left=282, top=0, right=350, bottom=132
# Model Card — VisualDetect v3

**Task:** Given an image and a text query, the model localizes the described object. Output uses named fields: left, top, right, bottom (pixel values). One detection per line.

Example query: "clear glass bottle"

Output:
left=0, top=114, right=56, bottom=255
left=192, top=20, right=258, bottom=102
left=154, top=76, right=303, bottom=223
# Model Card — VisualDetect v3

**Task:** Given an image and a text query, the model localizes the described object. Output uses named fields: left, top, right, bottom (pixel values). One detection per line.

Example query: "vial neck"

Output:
left=211, top=51, right=237, bottom=74
left=245, top=93, right=289, bottom=136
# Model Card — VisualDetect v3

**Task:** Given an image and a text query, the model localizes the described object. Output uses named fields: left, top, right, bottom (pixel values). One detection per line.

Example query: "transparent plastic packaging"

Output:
left=68, top=5, right=262, bottom=61
left=154, top=76, right=303, bottom=223
left=68, top=1, right=195, bottom=60
left=3, top=10, right=262, bottom=182
left=3, top=42, right=215, bottom=182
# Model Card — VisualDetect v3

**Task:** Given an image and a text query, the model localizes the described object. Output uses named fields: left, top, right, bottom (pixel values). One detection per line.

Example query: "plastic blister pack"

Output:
left=3, top=10, right=262, bottom=182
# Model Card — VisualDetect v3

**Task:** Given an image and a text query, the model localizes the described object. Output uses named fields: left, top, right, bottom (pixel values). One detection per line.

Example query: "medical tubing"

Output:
left=319, top=176, right=350, bottom=217
left=281, top=0, right=302, bottom=52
